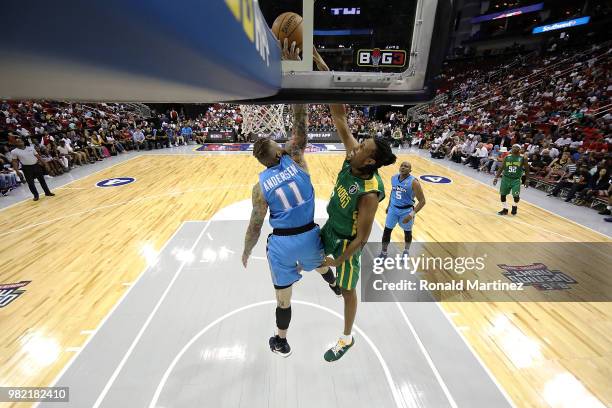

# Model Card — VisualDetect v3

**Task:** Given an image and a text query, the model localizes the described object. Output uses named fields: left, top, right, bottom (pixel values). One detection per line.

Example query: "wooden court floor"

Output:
left=0, top=153, right=610, bottom=408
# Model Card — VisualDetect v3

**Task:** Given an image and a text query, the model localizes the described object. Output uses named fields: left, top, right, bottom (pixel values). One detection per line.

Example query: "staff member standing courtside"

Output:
left=11, top=139, right=55, bottom=201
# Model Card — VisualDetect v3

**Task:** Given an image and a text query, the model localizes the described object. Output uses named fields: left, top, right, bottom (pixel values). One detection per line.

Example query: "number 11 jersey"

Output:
left=259, top=154, right=315, bottom=229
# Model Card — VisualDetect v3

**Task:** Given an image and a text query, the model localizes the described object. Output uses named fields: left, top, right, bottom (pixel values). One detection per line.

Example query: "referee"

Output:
left=11, top=139, right=55, bottom=201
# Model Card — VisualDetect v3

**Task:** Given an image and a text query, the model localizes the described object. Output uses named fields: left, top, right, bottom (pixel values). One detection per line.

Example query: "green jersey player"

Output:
left=319, top=105, right=396, bottom=362
left=493, top=144, right=530, bottom=215
left=314, top=50, right=396, bottom=362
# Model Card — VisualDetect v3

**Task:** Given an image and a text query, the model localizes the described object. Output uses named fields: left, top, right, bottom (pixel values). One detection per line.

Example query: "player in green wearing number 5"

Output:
left=493, top=144, right=530, bottom=215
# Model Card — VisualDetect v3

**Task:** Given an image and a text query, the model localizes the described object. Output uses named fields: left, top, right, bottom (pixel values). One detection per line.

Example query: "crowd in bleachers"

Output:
left=405, top=42, right=611, bottom=214
left=0, top=101, right=203, bottom=197
left=2, top=42, right=610, bottom=216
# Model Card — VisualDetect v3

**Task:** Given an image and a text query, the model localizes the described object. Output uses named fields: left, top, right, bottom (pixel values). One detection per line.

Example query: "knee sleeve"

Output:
left=382, top=227, right=393, bottom=243
left=404, top=230, right=412, bottom=244
left=276, top=306, right=291, bottom=330
left=500, top=195, right=507, bottom=202
left=513, top=196, right=520, bottom=203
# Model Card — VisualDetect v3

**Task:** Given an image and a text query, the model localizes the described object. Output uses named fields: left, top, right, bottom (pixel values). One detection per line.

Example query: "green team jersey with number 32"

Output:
left=502, top=154, right=524, bottom=179
left=325, top=160, right=385, bottom=238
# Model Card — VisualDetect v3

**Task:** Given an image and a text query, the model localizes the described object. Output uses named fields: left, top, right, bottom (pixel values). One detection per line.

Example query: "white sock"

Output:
left=342, top=334, right=353, bottom=344
left=502, top=201, right=508, bottom=209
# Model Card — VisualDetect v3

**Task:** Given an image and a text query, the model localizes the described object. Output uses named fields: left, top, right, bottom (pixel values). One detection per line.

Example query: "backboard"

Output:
left=249, top=0, right=454, bottom=104
left=0, top=0, right=452, bottom=105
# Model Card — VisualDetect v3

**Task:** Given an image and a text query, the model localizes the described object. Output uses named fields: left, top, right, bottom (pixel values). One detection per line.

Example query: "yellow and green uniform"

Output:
left=500, top=154, right=524, bottom=197
left=321, top=160, right=385, bottom=289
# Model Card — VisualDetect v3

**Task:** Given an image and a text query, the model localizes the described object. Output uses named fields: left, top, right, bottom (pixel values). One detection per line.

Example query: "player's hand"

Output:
left=322, top=256, right=338, bottom=268
left=523, top=181, right=529, bottom=188
left=241, top=251, right=250, bottom=268
left=280, top=38, right=300, bottom=61
left=402, top=213, right=414, bottom=224
left=493, top=178, right=498, bottom=186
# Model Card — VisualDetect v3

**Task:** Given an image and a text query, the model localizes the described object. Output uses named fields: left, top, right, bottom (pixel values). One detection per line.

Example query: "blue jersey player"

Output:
left=380, top=161, right=426, bottom=258
left=242, top=100, right=340, bottom=358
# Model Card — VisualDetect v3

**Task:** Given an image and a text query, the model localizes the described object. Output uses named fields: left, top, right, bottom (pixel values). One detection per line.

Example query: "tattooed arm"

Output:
left=242, top=183, right=268, bottom=267
left=284, top=104, right=309, bottom=172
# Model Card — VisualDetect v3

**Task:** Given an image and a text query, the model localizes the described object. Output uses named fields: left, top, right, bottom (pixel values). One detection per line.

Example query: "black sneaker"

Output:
left=511, top=206, right=517, bottom=216
left=269, top=335, right=292, bottom=357
left=497, top=208, right=508, bottom=215
left=45, top=193, right=55, bottom=197
left=329, top=283, right=342, bottom=297
left=598, top=208, right=611, bottom=215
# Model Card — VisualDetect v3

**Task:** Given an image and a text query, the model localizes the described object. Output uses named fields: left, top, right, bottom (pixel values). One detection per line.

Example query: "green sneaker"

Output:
left=324, top=336, right=355, bottom=362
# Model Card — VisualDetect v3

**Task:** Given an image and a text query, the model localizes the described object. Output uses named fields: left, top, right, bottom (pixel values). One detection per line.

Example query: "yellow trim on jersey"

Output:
left=339, top=240, right=348, bottom=284
left=364, top=177, right=377, bottom=192
left=347, top=253, right=355, bottom=288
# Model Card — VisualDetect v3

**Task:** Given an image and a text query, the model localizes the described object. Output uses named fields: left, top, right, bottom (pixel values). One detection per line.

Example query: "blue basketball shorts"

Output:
left=266, top=225, right=325, bottom=287
left=385, top=206, right=415, bottom=231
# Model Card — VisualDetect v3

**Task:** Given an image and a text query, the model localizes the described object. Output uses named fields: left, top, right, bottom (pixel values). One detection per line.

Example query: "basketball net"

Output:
left=239, top=104, right=287, bottom=140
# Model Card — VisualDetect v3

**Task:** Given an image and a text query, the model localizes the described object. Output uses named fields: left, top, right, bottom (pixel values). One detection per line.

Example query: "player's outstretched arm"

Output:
left=324, top=193, right=378, bottom=267
left=330, top=104, right=359, bottom=155
left=313, top=49, right=359, bottom=155
left=242, top=183, right=268, bottom=267
left=284, top=104, right=309, bottom=171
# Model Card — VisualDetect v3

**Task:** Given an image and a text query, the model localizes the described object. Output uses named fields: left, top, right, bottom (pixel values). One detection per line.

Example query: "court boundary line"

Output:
left=0, top=154, right=141, bottom=214
left=393, top=302, right=458, bottom=408
left=91, top=220, right=212, bottom=408
left=148, top=299, right=408, bottom=408
left=33, top=220, right=192, bottom=408
left=411, top=151, right=610, bottom=239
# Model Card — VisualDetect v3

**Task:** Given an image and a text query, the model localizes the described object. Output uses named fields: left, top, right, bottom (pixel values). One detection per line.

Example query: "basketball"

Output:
left=271, top=12, right=303, bottom=51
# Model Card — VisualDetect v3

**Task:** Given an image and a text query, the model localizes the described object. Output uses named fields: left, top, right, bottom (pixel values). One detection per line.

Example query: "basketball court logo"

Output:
left=419, top=175, right=452, bottom=184
left=499, top=263, right=577, bottom=290
left=96, top=177, right=136, bottom=188
left=0, top=281, right=30, bottom=308
left=357, top=49, right=406, bottom=67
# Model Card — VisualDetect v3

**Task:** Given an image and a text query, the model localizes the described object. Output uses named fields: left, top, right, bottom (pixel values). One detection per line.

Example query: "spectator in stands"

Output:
left=119, top=128, right=134, bottom=150
left=48, top=141, right=70, bottom=170
left=470, top=142, right=489, bottom=169
left=174, top=124, right=185, bottom=145
left=72, top=138, right=93, bottom=163
left=132, top=127, right=146, bottom=151
left=156, top=127, right=170, bottom=148
left=576, top=168, right=609, bottom=206
left=546, top=152, right=571, bottom=180
left=180, top=123, right=193, bottom=144
left=57, top=140, right=78, bottom=167
left=480, top=145, right=500, bottom=173
left=0, top=168, right=19, bottom=196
